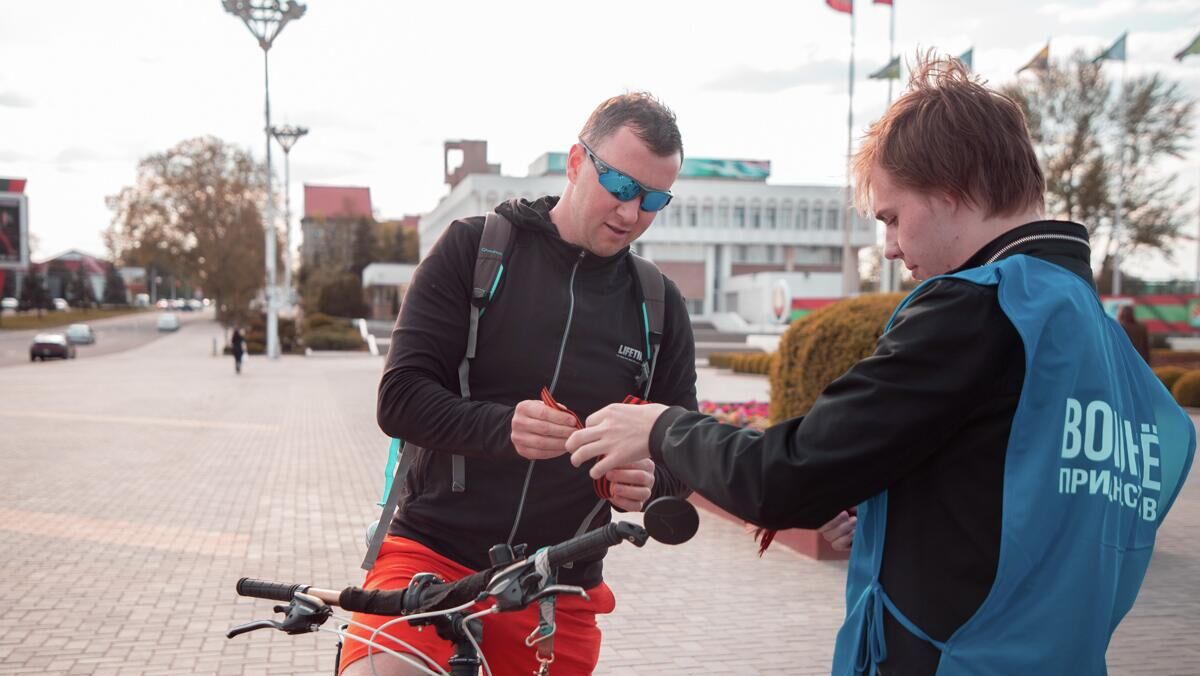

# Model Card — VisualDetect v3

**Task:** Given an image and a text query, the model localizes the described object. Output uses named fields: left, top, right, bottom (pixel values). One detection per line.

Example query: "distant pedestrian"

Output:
left=231, top=328, right=245, bottom=374
left=1118, top=305, right=1151, bottom=364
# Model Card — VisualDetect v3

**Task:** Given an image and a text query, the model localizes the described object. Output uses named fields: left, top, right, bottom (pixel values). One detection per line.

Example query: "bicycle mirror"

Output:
left=643, top=496, right=699, bottom=545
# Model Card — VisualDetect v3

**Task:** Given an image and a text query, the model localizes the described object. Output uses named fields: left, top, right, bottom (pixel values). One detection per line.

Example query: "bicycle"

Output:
left=227, top=496, right=700, bottom=676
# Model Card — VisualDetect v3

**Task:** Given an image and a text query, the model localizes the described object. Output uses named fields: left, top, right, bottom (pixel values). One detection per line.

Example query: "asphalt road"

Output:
left=0, top=308, right=216, bottom=367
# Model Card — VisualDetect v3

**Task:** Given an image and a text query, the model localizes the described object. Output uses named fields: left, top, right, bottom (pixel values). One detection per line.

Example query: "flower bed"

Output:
left=699, top=400, right=770, bottom=430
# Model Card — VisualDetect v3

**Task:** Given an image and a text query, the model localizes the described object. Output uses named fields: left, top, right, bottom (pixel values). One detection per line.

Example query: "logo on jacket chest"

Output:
left=616, top=344, right=644, bottom=364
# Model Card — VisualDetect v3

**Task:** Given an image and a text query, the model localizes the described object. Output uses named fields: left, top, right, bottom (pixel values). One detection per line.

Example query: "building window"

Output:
left=733, top=206, right=745, bottom=228
left=750, top=206, right=761, bottom=229
left=765, top=207, right=776, bottom=229
left=701, top=204, right=714, bottom=227
left=781, top=207, right=792, bottom=230
left=812, top=208, right=823, bottom=230
left=687, top=204, right=698, bottom=227
left=827, top=208, right=839, bottom=231
left=718, top=203, right=729, bottom=227
left=797, top=208, right=808, bottom=230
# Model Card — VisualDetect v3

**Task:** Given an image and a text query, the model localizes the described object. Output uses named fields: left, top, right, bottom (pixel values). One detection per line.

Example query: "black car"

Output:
left=30, top=334, right=76, bottom=361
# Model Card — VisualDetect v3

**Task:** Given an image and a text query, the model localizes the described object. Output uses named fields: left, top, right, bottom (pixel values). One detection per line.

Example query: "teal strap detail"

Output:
left=378, top=437, right=402, bottom=507
left=641, top=302, right=651, bottom=360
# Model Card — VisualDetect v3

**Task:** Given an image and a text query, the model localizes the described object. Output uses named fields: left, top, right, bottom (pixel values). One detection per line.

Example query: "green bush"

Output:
left=305, top=312, right=337, bottom=329
left=730, top=352, right=773, bottom=375
left=708, top=352, right=736, bottom=369
left=769, top=293, right=905, bottom=424
left=1154, top=366, right=1188, bottom=393
left=1171, top=370, right=1200, bottom=407
left=303, top=326, right=364, bottom=351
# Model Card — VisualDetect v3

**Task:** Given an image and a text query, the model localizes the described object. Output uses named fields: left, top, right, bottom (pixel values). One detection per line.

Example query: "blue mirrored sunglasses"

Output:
left=579, top=139, right=674, bottom=212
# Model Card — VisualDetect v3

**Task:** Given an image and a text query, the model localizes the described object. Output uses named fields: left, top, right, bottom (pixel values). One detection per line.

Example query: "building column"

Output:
left=703, top=244, right=716, bottom=316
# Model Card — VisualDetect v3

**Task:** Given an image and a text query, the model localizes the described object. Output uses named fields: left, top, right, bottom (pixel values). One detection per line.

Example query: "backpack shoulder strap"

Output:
left=364, top=206, right=519, bottom=570
left=629, top=252, right=666, bottom=399
left=454, top=204, right=516, bottom=492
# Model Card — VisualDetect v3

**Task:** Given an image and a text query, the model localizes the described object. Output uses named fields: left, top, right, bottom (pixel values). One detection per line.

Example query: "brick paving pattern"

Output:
left=1, top=318, right=1196, bottom=675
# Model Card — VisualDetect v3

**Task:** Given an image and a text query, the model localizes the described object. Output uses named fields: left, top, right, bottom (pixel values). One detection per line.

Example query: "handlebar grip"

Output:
left=236, top=578, right=309, bottom=602
left=545, top=521, right=646, bottom=569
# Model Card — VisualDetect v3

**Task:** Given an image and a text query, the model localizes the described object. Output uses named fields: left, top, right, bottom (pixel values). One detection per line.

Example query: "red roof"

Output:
left=304, top=185, right=372, bottom=220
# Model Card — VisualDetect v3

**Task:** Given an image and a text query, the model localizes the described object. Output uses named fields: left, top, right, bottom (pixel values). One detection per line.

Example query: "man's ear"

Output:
left=565, top=143, right=586, bottom=184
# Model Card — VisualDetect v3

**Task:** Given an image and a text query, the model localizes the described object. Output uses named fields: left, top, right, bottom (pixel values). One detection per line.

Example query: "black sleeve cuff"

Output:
left=649, top=405, right=690, bottom=465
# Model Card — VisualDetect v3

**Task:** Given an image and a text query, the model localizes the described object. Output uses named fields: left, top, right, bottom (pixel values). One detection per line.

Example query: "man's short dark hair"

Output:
left=580, top=92, right=684, bottom=160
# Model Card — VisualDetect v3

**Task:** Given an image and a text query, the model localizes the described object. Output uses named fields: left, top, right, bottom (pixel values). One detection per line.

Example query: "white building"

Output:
left=419, top=142, right=875, bottom=322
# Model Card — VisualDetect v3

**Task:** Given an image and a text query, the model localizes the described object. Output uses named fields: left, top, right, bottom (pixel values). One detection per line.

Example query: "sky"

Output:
left=2, top=0, right=1199, bottom=280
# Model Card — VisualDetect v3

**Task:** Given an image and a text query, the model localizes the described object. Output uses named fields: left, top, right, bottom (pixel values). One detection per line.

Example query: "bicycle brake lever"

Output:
left=275, top=592, right=333, bottom=635
left=226, top=619, right=283, bottom=639
left=527, top=584, right=588, bottom=605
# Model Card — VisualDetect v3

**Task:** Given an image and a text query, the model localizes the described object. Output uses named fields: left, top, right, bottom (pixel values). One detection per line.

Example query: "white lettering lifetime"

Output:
left=616, top=345, right=644, bottom=364
left=1059, top=397, right=1162, bottom=522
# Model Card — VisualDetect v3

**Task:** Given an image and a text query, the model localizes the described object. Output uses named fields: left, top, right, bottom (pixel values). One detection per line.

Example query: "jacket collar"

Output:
left=952, top=220, right=1094, bottom=290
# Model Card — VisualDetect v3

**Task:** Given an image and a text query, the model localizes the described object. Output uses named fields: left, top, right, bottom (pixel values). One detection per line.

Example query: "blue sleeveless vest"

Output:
left=831, top=255, right=1195, bottom=675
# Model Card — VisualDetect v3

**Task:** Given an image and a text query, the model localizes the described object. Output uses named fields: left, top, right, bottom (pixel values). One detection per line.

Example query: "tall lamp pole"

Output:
left=270, top=124, right=308, bottom=300
left=222, top=0, right=306, bottom=360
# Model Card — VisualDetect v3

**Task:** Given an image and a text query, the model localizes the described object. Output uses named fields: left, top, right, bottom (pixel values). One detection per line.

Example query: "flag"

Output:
left=1176, top=31, right=1200, bottom=61
left=869, top=56, right=901, bottom=79
left=1017, top=43, right=1049, bottom=74
left=958, top=47, right=974, bottom=72
left=826, top=0, right=853, bottom=14
left=1093, top=32, right=1127, bottom=64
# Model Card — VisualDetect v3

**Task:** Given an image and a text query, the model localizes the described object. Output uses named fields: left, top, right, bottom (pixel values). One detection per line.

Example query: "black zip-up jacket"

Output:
left=379, top=197, right=698, bottom=589
left=648, top=221, right=1093, bottom=675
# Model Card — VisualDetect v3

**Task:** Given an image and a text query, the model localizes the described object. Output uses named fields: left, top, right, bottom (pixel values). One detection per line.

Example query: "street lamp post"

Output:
left=270, top=124, right=308, bottom=299
left=222, top=0, right=306, bottom=360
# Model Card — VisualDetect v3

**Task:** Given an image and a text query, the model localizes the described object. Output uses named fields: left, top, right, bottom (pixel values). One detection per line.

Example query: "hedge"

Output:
left=769, top=293, right=905, bottom=424
left=1153, top=366, right=1188, bottom=393
left=303, top=326, right=364, bottom=351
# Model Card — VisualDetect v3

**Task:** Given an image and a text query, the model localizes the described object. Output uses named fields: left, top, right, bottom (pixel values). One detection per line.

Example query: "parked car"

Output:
left=65, top=323, right=96, bottom=345
left=30, top=334, right=76, bottom=361
left=134, top=293, right=150, bottom=307
left=157, top=313, right=181, bottom=331
left=1, top=297, right=17, bottom=313
left=185, top=299, right=203, bottom=312
left=52, top=298, right=69, bottom=311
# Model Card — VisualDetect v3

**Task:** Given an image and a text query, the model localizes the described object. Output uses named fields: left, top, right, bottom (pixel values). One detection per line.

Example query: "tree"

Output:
left=19, top=267, right=48, bottom=317
left=318, top=272, right=369, bottom=318
left=66, top=265, right=97, bottom=311
left=351, top=217, right=380, bottom=277
left=1003, top=52, right=1196, bottom=285
left=106, top=136, right=271, bottom=326
left=102, top=262, right=128, bottom=305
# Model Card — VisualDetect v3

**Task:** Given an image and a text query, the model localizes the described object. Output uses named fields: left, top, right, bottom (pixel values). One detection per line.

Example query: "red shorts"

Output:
left=338, top=536, right=616, bottom=675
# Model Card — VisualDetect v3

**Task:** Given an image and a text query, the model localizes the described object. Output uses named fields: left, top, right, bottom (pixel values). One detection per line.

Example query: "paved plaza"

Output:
left=1, top=317, right=1198, bottom=675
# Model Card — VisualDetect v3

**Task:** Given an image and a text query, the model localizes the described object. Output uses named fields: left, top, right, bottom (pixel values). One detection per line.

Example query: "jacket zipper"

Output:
left=986, top=234, right=1090, bottom=264
left=508, top=248, right=586, bottom=546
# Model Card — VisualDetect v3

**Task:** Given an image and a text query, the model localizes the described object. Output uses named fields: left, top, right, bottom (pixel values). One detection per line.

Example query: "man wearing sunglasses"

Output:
left=342, top=93, right=699, bottom=676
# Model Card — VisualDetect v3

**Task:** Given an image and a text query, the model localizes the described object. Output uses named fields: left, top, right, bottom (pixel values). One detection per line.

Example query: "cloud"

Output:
left=1037, top=0, right=1195, bottom=23
left=705, top=60, right=864, bottom=94
left=0, top=91, right=33, bottom=108
left=0, top=150, right=30, bottom=162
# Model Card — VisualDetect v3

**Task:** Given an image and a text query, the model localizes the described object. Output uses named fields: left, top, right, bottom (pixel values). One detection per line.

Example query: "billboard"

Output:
left=0, top=178, right=29, bottom=270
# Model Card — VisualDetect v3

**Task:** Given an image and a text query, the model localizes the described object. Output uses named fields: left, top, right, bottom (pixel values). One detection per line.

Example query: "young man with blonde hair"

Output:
left=568, top=57, right=1194, bottom=674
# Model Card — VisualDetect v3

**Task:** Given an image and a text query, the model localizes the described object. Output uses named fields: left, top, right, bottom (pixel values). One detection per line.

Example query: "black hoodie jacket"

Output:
left=378, top=197, right=698, bottom=589
left=648, top=220, right=1094, bottom=675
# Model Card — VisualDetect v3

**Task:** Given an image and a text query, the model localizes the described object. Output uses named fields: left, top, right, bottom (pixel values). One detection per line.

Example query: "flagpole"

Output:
left=1113, top=58, right=1126, bottom=296
left=842, top=2, right=857, bottom=297
left=880, top=1, right=898, bottom=293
